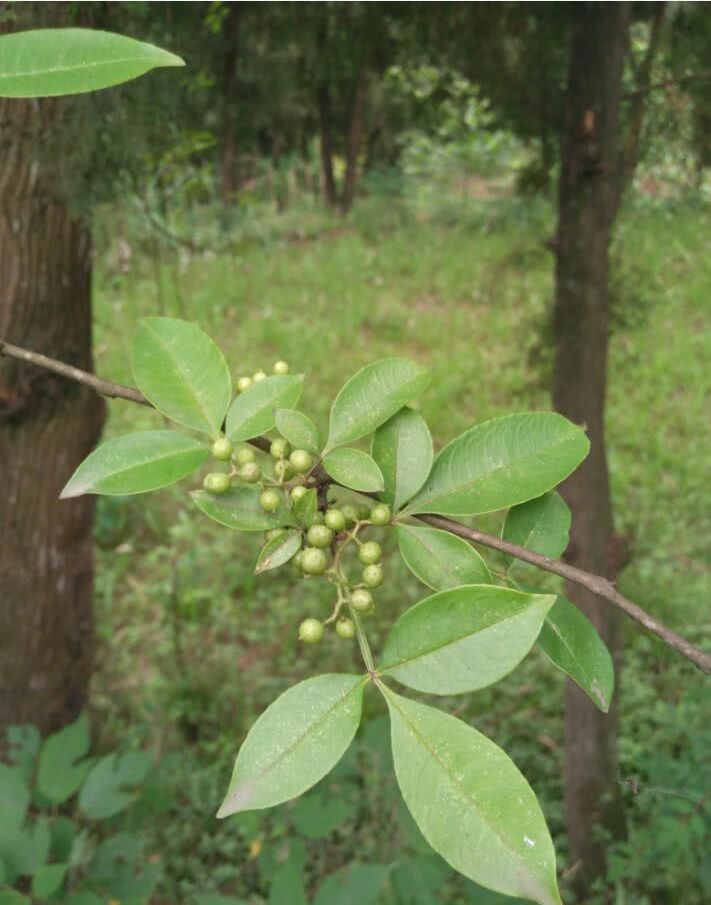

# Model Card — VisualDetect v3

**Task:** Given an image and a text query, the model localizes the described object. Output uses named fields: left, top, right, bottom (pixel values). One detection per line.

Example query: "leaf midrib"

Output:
left=383, top=687, right=550, bottom=902
left=1, top=56, right=162, bottom=82
left=405, top=427, right=582, bottom=514
left=95, top=445, right=203, bottom=487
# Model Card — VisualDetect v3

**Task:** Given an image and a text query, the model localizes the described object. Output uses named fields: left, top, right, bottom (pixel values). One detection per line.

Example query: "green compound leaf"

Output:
left=192, top=485, right=293, bottom=532
left=227, top=376, right=303, bottom=442
left=538, top=596, right=614, bottom=712
left=326, top=358, right=431, bottom=450
left=323, top=448, right=384, bottom=493
left=217, top=674, right=366, bottom=817
left=292, top=487, right=318, bottom=529
left=274, top=409, right=320, bottom=455
left=502, top=492, right=571, bottom=567
left=60, top=430, right=208, bottom=498
left=396, top=525, right=491, bottom=590
left=403, top=413, right=589, bottom=518
left=371, top=408, right=433, bottom=512
left=37, top=713, right=90, bottom=804
left=255, top=530, right=302, bottom=574
left=0, top=28, right=184, bottom=98
left=382, top=688, right=561, bottom=905
left=380, top=585, right=555, bottom=694
left=132, top=317, right=232, bottom=437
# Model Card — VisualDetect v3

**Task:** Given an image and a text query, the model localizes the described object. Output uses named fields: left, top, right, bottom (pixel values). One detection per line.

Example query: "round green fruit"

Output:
left=253, top=370, right=267, bottom=382
left=270, top=437, right=291, bottom=460
left=239, top=462, right=261, bottom=484
left=203, top=472, right=231, bottom=495
left=324, top=508, right=346, bottom=532
left=361, top=563, right=383, bottom=588
left=357, top=504, right=372, bottom=521
left=336, top=618, right=355, bottom=640
left=234, top=446, right=256, bottom=465
left=369, top=503, right=391, bottom=525
left=307, top=524, right=333, bottom=548
left=350, top=588, right=373, bottom=613
left=299, top=618, right=324, bottom=644
left=293, top=550, right=305, bottom=570
left=274, top=459, right=294, bottom=482
left=260, top=488, right=281, bottom=512
left=211, top=436, right=233, bottom=461
left=236, top=375, right=253, bottom=393
left=301, top=547, right=329, bottom=575
left=273, top=360, right=289, bottom=375
left=290, top=485, right=309, bottom=503
left=290, top=449, right=313, bottom=474
left=359, top=541, right=382, bottom=565
left=341, top=504, right=359, bottom=526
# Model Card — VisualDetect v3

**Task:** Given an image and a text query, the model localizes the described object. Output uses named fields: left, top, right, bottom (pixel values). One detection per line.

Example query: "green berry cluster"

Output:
left=235, top=360, right=289, bottom=394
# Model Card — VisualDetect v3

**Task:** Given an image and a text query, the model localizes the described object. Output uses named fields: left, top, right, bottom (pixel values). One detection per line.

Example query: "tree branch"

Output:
left=2, top=339, right=709, bottom=674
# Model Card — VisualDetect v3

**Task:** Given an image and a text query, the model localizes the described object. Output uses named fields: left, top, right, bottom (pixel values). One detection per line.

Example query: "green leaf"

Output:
left=502, top=492, right=571, bottom=567
left=292, top=487, right=318, bottom=529
left=78, top=752, right=152, bottom=820
left=37, top=714, right=90, bottom=804
left=255, top=531, right=302, bottom=574
left=226, top=376, right=303, bottom=442
left=314, top=863, right=390, bottom=905
left=274, top=409, right=320, bottom=455
left=322, top=448, right=384, bottom=493
left=0, top=764, right=30, bottom=829
left=217, top=674, right=365, bottom=817
left=192, top=486, right=292, bottom=532
left=371, top=408, right=433, bottom=511
left=0, top=818, right=50, bottom=882
left=397, top=525, right=491, bottom=591
left=382, top=688, right=561, bottom=905
left=380, top=585, right=555, bottom=694
left=538, top=596, right=614, bottom=712
left=268, top=861, right=307, bottom=905
left=291, top=791, right=356, bottom=839
left=0, top=28, right=184, bottom=98
left=132, top=317, right=232, bottom=437
left=0, top=890, right=30, bottom=904
left=31, top=862, right=67, bottom=899
left=60, top=430, right=208, bottom=498
left=403, top=413, right=589, bottom=518
left=326, top=358, right=431, bottom=450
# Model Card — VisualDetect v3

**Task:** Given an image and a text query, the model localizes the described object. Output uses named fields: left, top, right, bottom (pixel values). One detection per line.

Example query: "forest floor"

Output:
left=90, top=189, right=710, bottom=904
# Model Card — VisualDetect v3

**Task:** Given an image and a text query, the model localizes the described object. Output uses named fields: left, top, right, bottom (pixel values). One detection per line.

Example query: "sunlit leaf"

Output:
left=372, top=408, right=433, bottom=511
left=396, top=525, right=491, bottom=590
left=227, top=376, right=303, bottom=442
left=255, top=530, right=302, bottom=574
left=502, top=492, right=571, bottom=567
left=192, top=485, right=293, bottom=531
left=323, top=448, right=384, bottom=492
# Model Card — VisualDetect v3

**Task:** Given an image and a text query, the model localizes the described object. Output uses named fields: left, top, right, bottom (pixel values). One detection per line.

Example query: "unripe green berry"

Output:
left=359, top=541, right=382, bottom=565
left=307, top=524, right=333, bottom=549
left=369, top=503, right=391, bottom=526
left=357, top=504, right=372, bottom=522
left=260, top=488, right=281, bottom=512
left=253, top=370, right=267, bottom=382
left=290, top=485, right=309, bottom=503
left=239, top=462, right=261, bottom=484
left=237, top=375, right=253, bottom=393
left=265, top=527, right=287, bottom=541
left=293, top=550, right=305, bottom=570
left=211, top=436, right=233, bottom=461
left=341, top=504, right=359, bottom=526
left=270, top=437, right=291, bottom=460
left=273, top=360, right=289, bottom=375
left=336, top=618, right=355, bottom=640
left=203, top=472, right=231, bottom=495
left=299, top=618, right=324, bottom=644
left=324, top=508, right=347, bottom=532
left=350, top=588, right=374, bottom=613
left=290, top=449, right=313, bottom=474
left=234, top=446, right=256, bottom=465
left=361, top=563, right=383, bottom=588
left=274, top=459, right=294, bottom=482
left=301, top=547, right=329, bottom=575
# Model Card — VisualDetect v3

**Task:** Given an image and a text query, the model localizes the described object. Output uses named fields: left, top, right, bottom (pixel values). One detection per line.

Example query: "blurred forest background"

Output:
left=0, top=2, right=709, bottom=905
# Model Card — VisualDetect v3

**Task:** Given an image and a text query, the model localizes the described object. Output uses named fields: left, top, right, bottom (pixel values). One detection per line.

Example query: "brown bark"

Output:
left=341, top=66, right=368, bottom=214
left=552, top=3, right=631, bottom=896
left=219, top=3, right=241, bottom=207
left=0, top=95, right=105, bottom=738
left=317, top=80, right=337, bottom=208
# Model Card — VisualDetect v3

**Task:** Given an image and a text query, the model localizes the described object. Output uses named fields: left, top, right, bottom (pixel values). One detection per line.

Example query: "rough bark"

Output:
left=341, top=66, right=368, bottom=214
left=552, top=3, right=631, bottom=896
left=0, top=95, right=105, bottom=739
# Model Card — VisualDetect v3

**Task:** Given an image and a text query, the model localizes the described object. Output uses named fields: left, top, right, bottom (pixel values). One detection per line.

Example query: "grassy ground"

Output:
left=89, top=190, right=710, bottom=904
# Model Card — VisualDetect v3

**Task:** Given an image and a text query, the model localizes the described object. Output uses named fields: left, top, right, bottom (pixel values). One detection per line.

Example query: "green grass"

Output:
left=89, top=191, right=710, bottom=904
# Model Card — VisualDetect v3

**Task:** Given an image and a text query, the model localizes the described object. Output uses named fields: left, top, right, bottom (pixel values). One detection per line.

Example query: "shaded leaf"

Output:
left=0, top=764, right=30, bottom=829
left=292, top=487, right=318, bottom=529
left=37, top=714, right=90, bottom=804
left=404, top=413, right=589, bottom=517
left=227, top=376, right=303, bottom=442
left=255, top=531, right=302, bottom=574
left=78, top=752, right=152, bottom=820
left=397, top=525, right=491, bottom=590
left=502, top=493, right=571, bottom=567
left=274, top=409, right=320, bottom=455
left=60, top=430, right=208, bottom=498
left=268, top=861, right=308, bottom=905
left=192, top=486, right=292, bottom=532
left=372, top=408, right=433, bottom=511
left=314, top=863, right=391, bottom=905
left=323, top=448, right=384, bottom=492
left=31, top=863, right=67, bottom=899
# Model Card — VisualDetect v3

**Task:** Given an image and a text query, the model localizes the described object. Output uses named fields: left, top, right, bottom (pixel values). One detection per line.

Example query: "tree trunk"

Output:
left=317, top=80, right=337, bottom=208
left=552, top=3, right=631, bottom=897
left=0, top=96, right=105, bottom=739
left=341, top=66, right=368, bottom=214
left=219, top=3, right=240, bottom=208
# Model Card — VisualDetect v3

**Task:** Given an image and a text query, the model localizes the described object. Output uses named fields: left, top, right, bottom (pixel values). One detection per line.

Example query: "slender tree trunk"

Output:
left=552, top=4, right=631, bottom=897
left=317, top=80, right=337, bottom=208
left=0, top=96, right=105, bottom=738
left=219, top=3, right=240, bottom=208
left=341, top=66, right=368, bottom=214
